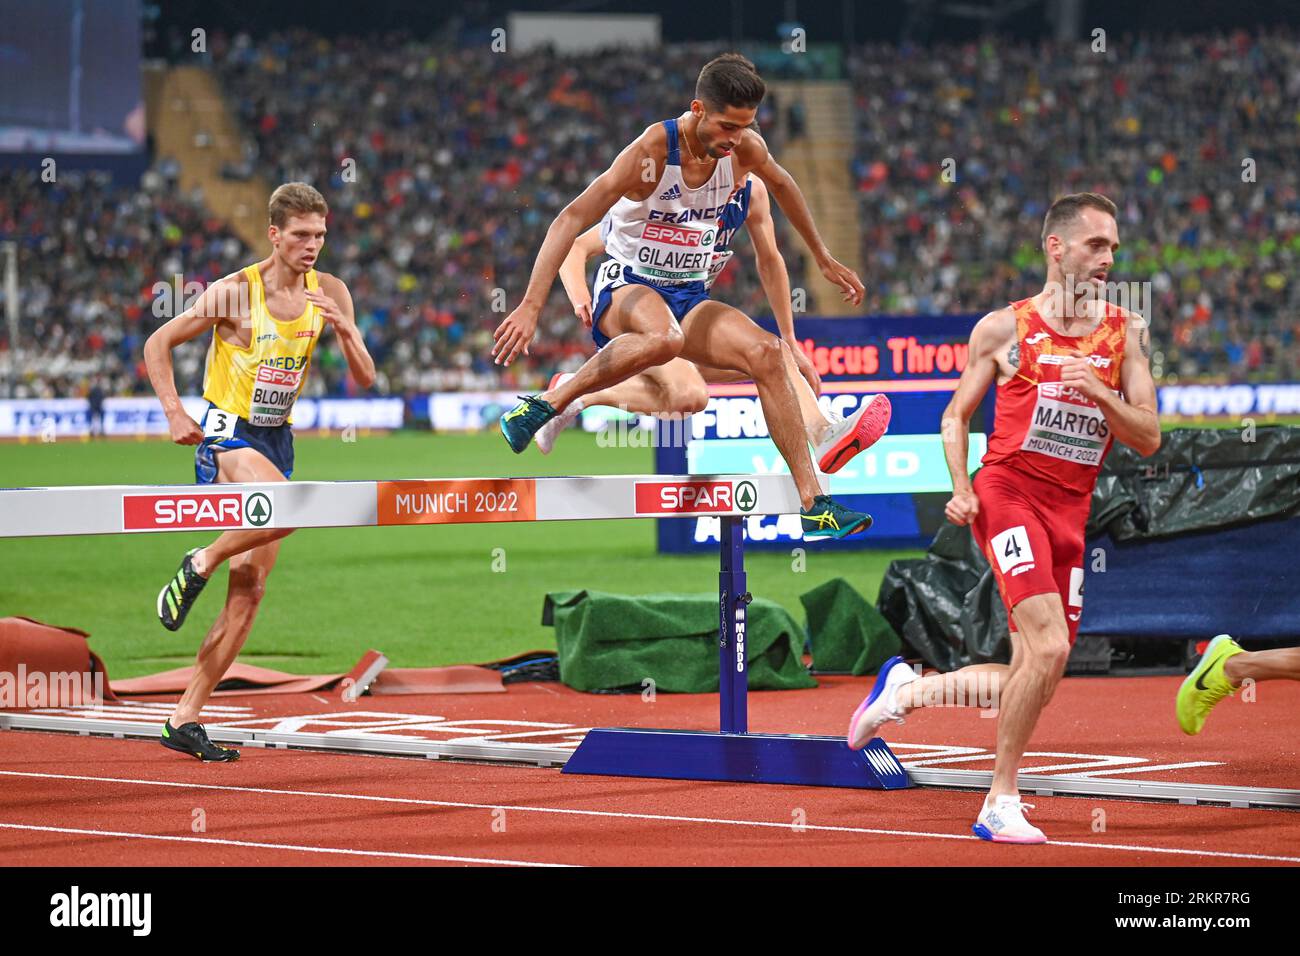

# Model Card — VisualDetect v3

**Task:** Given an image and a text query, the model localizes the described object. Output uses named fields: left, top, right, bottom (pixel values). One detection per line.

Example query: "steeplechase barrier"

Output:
left=0, top=473, right=907, bottom=791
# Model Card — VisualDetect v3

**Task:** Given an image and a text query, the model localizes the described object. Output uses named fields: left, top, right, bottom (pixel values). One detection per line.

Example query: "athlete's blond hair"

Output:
left=268, top=182, right=328, bottom=228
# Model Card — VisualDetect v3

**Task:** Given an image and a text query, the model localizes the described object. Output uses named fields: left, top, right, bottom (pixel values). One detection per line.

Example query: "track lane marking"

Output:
left=1071, top=762, right=1224, bottom=778
left=2, top=770, right=1296, bottom=864
left=0, top=821, right=572, bottom=867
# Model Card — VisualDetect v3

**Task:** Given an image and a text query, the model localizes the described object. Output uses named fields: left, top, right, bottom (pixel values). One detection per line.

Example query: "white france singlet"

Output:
left=601, top=119, right=737, bottom=285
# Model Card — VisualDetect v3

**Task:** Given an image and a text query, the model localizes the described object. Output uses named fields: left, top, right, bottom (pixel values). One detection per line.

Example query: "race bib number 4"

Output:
left=1020, top=382, right=1112, bottom=467
left=991, top=525, right=1035, bottom=574
left=249, top=365, right=302, bottom=427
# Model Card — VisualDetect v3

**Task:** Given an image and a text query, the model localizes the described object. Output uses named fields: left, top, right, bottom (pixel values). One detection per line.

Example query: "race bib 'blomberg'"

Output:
left=249, top=364, right=304, bottom=427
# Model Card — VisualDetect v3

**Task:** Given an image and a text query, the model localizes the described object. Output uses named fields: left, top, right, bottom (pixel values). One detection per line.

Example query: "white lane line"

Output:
left=2, top=770, right=1296, bottom=864
left=1068, top=762, right=1225, bottom=778
left=903, top=755, right=1147, bottom=773
left=0, top=822, right=571, bottom=867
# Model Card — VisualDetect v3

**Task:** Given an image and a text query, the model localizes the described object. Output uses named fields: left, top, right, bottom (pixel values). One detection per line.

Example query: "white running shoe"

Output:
left=815, top=394, right=892, bottom=474
left=847, top=655, right=916, bottom=749
left=536, top=373, right=582, bottom=455
left=973, top=795, right=1047, bottom=844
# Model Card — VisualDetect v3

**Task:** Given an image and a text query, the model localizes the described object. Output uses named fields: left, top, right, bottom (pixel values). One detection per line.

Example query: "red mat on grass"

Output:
left=0, top=616, right=116, bottom=705
left=110, top=662, right=349, bottom=697
left=111, top=654, right=504, bottom=698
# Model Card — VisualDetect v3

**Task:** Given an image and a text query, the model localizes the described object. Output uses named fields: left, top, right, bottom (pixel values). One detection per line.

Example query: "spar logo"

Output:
left=634, top=480, right=747, bottom=515
left=734, top=481, right=757, bottom=512
left=642, top=223, right=712, bottom=247
left=1039, top=382, right=1097, bottom=404
left=245, top=492, right=272, bottom=526
left=122, top=491, right=274, bottom=531
left=256, top=365, right=302, bottom=386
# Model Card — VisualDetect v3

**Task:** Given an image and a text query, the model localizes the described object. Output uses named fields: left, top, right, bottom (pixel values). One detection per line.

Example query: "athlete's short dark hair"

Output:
left=696, top=54, right=766, bottom=112
left=1041, top=192, right=1118, bottom=248
left=269, top=182, right=328, bottom=228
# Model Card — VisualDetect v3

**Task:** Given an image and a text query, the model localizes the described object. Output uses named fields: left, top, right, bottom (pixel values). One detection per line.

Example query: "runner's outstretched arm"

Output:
left=735, top=131, right=864, bottom=306
left=493, top=127, right=666, bottom=365
left=746, top=177, right=820, bottom=396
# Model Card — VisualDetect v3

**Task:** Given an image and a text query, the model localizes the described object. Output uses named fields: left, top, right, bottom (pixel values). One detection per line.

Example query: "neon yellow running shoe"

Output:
left=1176, top=634, right=1246, bottom=735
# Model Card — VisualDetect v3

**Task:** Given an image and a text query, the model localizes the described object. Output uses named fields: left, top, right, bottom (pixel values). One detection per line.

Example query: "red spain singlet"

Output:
left=981, top=296, right=1129, bottom=497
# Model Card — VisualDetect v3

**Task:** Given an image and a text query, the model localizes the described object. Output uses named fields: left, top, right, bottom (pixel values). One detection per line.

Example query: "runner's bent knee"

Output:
left=743, top=333, right=785, bottom=377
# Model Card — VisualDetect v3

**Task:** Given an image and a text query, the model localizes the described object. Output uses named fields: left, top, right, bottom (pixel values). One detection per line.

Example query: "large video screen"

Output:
left=653, top=315, right=992, bottom=551
left=0, top=0, right=143, bottom=154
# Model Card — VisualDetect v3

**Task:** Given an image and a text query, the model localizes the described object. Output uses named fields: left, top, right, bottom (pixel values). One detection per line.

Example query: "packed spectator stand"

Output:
left=1, top=29, right=1295, bottom=403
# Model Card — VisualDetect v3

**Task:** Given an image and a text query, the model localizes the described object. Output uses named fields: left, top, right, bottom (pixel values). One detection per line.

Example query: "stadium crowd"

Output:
left=0, top=166, right=246, bottom=400
left=214, top=32, right=793, bottom=394
left=850, top=29, right=1300, bottom=382
left=1, top=29, right=1296, bottom=402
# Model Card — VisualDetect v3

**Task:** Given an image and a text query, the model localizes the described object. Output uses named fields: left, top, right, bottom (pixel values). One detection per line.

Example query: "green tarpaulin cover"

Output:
left=544, top=590, right=815, bottom=693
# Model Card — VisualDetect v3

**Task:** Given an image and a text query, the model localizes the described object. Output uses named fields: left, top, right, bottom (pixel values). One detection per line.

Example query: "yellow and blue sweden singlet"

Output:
left=194, top=264, right=324, bottom=483
left=203, top=264, right=323, bottom=425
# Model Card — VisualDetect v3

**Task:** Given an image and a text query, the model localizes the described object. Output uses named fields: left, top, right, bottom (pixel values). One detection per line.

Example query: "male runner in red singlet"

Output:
left=847, top=193, right=1161, bottom=843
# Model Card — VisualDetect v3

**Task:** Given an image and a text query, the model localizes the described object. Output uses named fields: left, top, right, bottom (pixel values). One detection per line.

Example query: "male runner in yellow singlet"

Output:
left=142, top=182, right=375, bottom=761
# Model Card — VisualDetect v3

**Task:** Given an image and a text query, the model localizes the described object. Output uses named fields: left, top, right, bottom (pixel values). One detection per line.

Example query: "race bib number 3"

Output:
left=991, top=525, right=1035, bottom=574
left=203, top=408, right=237, bottom=440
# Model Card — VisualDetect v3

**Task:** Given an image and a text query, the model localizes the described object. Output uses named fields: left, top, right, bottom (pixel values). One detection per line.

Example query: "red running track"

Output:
left=1, top=675, right=1297, bottom=866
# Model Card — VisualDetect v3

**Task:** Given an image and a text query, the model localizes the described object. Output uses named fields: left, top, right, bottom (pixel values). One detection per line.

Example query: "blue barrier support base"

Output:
left=562, top=728, right=912, bottom=790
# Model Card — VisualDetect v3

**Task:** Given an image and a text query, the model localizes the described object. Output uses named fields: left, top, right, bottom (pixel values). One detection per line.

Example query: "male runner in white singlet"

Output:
left=542, top=171, right=891, bottom=473
left=493, top=54, right=872, bottom=538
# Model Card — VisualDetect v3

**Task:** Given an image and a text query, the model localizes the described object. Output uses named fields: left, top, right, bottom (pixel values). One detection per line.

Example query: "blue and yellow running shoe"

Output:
left=1176, top=634, right=1246, bottom=735
left=801, top=495, right=873, bottom=540
left=499, top=395, right=558, bottom=454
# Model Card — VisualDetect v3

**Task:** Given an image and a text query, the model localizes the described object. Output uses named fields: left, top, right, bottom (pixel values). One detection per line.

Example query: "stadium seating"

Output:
left=1, top=30, right=1296, bottom=401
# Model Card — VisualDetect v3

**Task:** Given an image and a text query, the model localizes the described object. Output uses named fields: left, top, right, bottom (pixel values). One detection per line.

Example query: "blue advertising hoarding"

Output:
left=654, top=315, right=993, bottom=552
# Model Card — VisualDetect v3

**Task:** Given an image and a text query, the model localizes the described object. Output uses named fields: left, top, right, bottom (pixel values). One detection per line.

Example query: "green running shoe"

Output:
left=801, top=495, right=873, bottom=540
left=157, top=548, right=209, bottom=632
left=160, top=720, right=240, bottom=762
left=1176, top=634, right=1246, bottom=735
left=499, top=395, right=558, bottom=453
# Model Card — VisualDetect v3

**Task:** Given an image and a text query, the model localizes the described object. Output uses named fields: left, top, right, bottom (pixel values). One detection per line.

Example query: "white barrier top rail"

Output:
left=0, top=473, right=819, bottom=538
